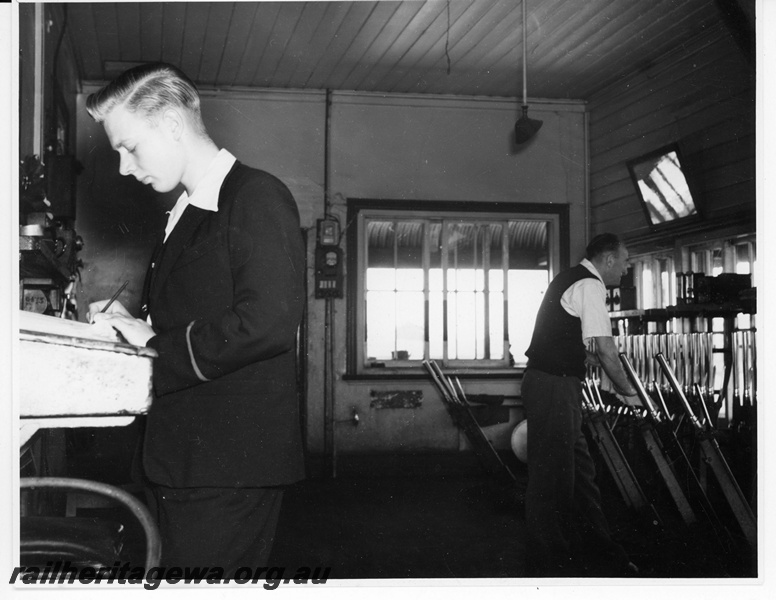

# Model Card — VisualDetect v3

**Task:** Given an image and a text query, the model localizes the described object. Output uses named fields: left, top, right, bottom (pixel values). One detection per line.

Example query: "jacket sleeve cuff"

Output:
left=186, top=321, right=211, bottom=382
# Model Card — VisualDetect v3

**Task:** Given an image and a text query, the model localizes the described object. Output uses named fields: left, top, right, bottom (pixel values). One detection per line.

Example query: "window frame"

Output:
left=345, top=199, right=569, bottom=379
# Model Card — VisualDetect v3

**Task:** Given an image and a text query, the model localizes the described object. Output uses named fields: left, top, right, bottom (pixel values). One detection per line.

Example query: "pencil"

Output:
left=100, top=280, right=129, bottom=314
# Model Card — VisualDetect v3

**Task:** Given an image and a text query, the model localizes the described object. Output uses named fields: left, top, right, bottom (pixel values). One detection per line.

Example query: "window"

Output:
left=632, top=253, right=676, bottom=310
left=631, top=234, right=756, bottom=311
left=346, top=200, right=567, bottom=376
left=687, top=235, right=757, bottom=283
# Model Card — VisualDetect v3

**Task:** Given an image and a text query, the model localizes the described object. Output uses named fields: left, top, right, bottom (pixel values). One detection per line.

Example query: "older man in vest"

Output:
left=522, top=233, right=640, bottom=577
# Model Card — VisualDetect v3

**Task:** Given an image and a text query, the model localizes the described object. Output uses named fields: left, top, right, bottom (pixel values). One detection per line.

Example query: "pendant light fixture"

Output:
left=514, top=0, right=542, bottom=145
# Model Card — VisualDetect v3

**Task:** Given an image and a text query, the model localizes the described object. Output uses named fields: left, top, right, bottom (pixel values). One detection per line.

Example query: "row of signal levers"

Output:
left=582, top=331, right=756, bottom=558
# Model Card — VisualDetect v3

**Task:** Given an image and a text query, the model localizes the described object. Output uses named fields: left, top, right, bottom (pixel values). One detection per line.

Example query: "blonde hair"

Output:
left=86, top=62, right=208, bottom=138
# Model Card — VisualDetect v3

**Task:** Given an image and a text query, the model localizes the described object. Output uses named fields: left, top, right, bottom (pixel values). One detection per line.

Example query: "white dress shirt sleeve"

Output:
left=561, top=278, right=613, bottom=342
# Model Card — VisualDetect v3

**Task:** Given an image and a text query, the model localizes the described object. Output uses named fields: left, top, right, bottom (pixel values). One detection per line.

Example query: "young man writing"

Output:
left=86, top=63, right=305, bottom=574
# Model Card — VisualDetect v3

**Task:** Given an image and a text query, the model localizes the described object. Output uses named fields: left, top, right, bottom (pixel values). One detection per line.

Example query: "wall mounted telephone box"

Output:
left=315, top=218, right=343, bottom=298
left=314, top=246, right=343, bottom=298
left=317, top=218, right=340, bottom=247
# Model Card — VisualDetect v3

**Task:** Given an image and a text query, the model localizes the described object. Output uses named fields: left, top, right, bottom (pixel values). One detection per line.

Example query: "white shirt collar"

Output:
left=580, top=258, right=604, bottom=283
left=164, top=149, right=237, bottom=242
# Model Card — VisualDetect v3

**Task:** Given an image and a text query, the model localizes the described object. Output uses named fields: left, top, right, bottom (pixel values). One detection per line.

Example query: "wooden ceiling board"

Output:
left=528, top=0, right=588, bottom=42
left=381, top=0, right=470, bottom=93
left=321, top=1, right=404, bottom=91
left=231, top=2, right=281, bottom=86
left=370, top=1, right=451, bottom=92
left=198, top=4, right=236, bottom=86
left=524, top=1, right=649, bottom=98
left=214, top=2, right=260, bottom=86
left=562, top=1, right=703, bottom=78
left=586, top=16, right=724, bottom=103
left=388, top=0, right=510, bottom=95
left=302, top=1, right=376, bottom=90
left=158, top=3, right=187, bottom=68
left=250, top=1, right=306, bottom=87
left=339, top=1, right=426, bottom=91
left=442, top=6, right=523, bottom=97
left=535, top=0, right=717, bottom=99
left=365, top=0, right=450, bottom=91
left=63, top=1, right=744, bottom=102
left=177, top=2, right=211, bottom=81
left=289, top=1, right=354, bottom=89
left=271, top=1, right=333, bottom=87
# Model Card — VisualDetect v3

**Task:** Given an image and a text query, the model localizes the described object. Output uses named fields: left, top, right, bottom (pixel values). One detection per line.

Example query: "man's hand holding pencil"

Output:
left=87, top=280, right=156, bottom=347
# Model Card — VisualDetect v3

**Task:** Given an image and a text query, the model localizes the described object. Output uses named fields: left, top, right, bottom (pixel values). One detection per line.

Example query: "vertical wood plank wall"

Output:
left=586, top=22, right=755, bottom=251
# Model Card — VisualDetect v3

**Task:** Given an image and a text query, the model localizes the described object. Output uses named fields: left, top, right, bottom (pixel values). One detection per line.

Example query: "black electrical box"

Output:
left=314, top=246, right=343, bottom=298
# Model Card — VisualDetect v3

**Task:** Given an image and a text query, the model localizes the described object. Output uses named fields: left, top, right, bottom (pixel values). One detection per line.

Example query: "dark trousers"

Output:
left=150, top=484, right=284, bottom=577
left=522, top=368, right=629, bottom=576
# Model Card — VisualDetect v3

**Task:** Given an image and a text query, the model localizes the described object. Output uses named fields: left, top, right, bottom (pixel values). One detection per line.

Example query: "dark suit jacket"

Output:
left=141, top=161, right=306, bottom=489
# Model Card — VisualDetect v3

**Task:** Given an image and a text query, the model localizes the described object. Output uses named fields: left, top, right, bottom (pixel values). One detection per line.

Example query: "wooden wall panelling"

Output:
left=137, top=4, right=164, bottom=64
left=115, top=4, right=142, bottom=60
left=66, top=5, right=102, bottom=83
left=587, top=22, right=754, bottom=242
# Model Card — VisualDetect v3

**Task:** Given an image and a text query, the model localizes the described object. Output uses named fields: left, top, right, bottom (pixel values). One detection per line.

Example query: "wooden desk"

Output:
left=18, top=311, right=157, bottom=449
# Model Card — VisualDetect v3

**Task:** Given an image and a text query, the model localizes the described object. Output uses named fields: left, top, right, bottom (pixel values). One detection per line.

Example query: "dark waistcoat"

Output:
left=525, top=265, right=599, bottom=379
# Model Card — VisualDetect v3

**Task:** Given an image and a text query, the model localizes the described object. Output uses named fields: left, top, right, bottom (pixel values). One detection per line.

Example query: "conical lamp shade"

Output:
left=514, top=105, right=543, bottom=144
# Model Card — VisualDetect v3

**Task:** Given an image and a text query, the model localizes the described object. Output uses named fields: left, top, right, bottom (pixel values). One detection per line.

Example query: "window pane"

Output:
left=396, top=268, right=424, bottom=291
left=396, top=291, right=424, bottom=359
left=366, top=290, right=396, bottom=360
left=691, top=250, right=706, bottom=274
left=508, top=270, right=549, bottom=365
left=489, top=269, right=504, bottom=292
left=642, top=263, right=653, bottom=309
left=396, top=221, right=423, bottom=269
left=367, top=220, right=395, bottom=269
left=446, top=268, right=457, bottom=291
left=711, top=248, right=724, bottom=276
left=735, top=243, right=751, bottom=275
left=660, top=264, right=672, bottom=308
left=489, top=291, right=505, bottom=360
left=453, top=269, right=477, bottom=292
left=486, top=223, right=504, bottom=269
left=448, top=223, right=474, bottom=266
left=429, top=268, right=443, bottom=292
left=447, top=292, right=457, bottom=358
left=475, top=291, right=485, bottom=359
left=367, top=268, right=396, bottom=291
left=429, top=291, right=444, bottom=359
left=452, top=291, right=477, bottom=359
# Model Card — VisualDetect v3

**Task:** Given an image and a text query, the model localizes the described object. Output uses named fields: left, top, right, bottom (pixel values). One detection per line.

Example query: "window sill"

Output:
left=342, top=368, right=525, bottom=382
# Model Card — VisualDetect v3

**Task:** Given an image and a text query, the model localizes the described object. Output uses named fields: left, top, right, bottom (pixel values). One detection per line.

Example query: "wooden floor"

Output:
left=59, top=426, right=756, bottom=581
left=268, top=454, right=756, bottom=580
